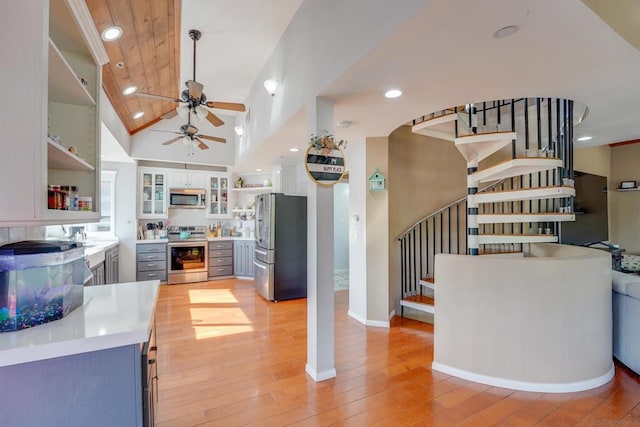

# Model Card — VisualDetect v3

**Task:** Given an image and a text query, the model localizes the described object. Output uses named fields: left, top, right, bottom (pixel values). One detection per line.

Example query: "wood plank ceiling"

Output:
left=86, top=0, right=181, bottom=134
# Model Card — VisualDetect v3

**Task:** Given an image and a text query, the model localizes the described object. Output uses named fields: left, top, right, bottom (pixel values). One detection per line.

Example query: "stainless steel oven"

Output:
left=167, top=240, right=208, bottom=284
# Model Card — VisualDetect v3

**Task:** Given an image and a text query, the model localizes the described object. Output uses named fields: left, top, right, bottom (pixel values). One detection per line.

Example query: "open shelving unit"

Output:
left=48, top=38, right=95, bottom=106
left=47, top=139, right=95, bottom=171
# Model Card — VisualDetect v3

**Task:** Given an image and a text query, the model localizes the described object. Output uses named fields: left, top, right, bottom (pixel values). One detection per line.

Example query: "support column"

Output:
left=306, top=97, right=336, bottom=381
left=467, top=159, right=479, bottom=255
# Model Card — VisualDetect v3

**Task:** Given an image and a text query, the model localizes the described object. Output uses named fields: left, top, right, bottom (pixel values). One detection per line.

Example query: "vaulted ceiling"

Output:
left=86, top=0, right=181, bottom=134
left=86, top=0, right=302, bottom=135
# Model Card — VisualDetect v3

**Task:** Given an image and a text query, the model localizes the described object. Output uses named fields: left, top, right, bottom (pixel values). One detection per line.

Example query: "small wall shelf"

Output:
left=617, top=188, right=640, bottom=192
left=47, top=139, right=95, bottom=171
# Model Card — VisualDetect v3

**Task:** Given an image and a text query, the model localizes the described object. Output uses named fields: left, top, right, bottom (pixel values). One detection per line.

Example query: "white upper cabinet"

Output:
left=0, top=0, right=108, bottom=226
left=138, top=168, right=168, bottom=219
left=168, top=171, right=206, bottom=189
left=206, top=173, right=231, bottom=218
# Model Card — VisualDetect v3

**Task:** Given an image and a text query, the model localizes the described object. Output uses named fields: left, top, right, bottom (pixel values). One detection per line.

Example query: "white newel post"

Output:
left=306, top=97, right=337, bottom=381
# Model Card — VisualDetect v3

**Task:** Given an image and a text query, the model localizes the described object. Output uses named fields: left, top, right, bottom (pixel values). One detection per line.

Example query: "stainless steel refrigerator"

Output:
left=254, top=193, right=307, bottom=301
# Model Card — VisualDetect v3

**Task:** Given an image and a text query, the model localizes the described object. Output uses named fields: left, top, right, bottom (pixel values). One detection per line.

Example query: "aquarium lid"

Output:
left=0, top=240, right=79, bottom=255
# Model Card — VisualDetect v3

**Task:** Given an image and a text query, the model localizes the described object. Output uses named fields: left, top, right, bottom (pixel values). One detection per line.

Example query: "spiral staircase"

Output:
left=399, top=98, right=587, bottom=318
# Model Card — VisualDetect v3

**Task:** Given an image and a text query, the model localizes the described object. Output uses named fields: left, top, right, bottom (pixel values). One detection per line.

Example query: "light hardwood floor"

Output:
left=155, top=279, right=640, bottom=426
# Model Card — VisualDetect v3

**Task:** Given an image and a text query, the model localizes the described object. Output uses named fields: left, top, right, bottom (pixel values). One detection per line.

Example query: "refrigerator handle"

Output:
left=254, top=261, right=267, bottom=270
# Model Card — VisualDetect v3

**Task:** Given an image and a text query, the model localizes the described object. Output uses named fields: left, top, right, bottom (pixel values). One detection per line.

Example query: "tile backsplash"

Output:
left=0, top=226, right=46, bottom=245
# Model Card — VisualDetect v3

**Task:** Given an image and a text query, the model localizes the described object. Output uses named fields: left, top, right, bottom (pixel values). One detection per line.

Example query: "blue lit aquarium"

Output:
left=0, top=241, right=90, bottom=332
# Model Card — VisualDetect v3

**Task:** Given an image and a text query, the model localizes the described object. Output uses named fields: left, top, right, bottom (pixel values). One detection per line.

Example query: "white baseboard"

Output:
left=348, top=310, right=366, bottom=325
left=347, top=310, right=390, bottom=328
left=389, top=309, right=396, bottom=320
left=366, top=319, right=390, bottom=328
left=305, top=364, right=337, bottom=382
left=432, top=361, right=615, bottom=393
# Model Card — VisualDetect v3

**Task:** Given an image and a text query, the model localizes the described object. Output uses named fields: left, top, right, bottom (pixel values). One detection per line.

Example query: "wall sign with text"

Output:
left=304, top=146, right=346, bottom=186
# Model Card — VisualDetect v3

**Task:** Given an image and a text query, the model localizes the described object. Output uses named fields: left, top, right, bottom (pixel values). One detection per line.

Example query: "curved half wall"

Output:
left=433, top=243, right=613, bottom=393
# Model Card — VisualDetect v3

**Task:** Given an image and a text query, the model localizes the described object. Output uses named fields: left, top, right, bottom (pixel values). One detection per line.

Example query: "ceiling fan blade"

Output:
left=198, top=134, right=226, bottom=144
left=205, top=101, right=246, bottom=112
left=136, top=92, right=182, bottom=103
left=161, top=136, right=182, bottom=146
left=161, top=110, right=178, bottom=120
left=195, top=137, right=210, bottom=150
left=151, top=130, right=181, bottom=134
left=206, top=111, right=225, bottom=127
left=187, top=80, right=204, bottom=99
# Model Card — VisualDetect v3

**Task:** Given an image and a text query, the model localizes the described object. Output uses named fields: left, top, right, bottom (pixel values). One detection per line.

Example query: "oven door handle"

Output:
left=255, top=248, right=268, bottom=256
left=254, top=260, right=267, bottom=270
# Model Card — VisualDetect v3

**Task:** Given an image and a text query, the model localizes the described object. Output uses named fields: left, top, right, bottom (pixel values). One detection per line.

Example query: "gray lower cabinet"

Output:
left=137, top=243, right=167, bottom=281
left=209, top=240, right=233, bottom=278
left=87, top=261, right=105, bottom=286
left=105, top=245, right=119, bottom=284
left=234, top=240, right=255, bottom=277
left=0, top=327, right=154, bottom=427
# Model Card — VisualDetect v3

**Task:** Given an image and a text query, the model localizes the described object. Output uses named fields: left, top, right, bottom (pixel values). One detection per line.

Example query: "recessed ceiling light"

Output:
left=384, top=89, right=402, bottom=99
left=289, top=148, right=299, bottom=152
left=234, top=126, right=244, bottom=136
left=132, top=111, right=144, bottom=119
left=101, top=26, right=123, bottom=42
left=122, top=85, right=137, bottom=95
left=494, top=25, right=518, bottom=39
left=255, top=168, right=263, bottom=172
left=577, top=136, right=593, bottom=141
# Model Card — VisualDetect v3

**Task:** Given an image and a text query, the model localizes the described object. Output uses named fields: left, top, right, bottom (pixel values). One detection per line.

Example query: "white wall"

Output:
left=333, top=182, right=349, bottom=270
left=103, top=161, right=137, bottom=282
left=130, top=114, right=236, bottom=167
left=348, top=137, right=367, bottom=323
left=100, top=89, right=131, bottom=154
left=238, top=0, right=429, bottom=162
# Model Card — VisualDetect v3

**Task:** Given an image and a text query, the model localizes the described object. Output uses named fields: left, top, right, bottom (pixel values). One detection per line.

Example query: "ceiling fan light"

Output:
left=182, top=136, right=191, bottom=145
left=234, top=126, right=244, bottom=136
left=176, top=105, right=189, bottom=119
left=193, top=105, right=208, bottom=123
left=263, top=79, right=278, bottom=96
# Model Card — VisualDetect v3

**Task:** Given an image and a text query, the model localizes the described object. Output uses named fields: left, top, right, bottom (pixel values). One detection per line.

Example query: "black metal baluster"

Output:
left=419, top=222, right=423, bottom=282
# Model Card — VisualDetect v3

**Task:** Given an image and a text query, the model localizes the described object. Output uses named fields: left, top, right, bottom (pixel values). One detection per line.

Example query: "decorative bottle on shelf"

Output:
left=71, top=186, right=79, bottom=211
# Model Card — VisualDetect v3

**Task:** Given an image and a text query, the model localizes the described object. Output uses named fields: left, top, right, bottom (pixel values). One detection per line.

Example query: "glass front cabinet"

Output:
left=207, top=174, right=230, bottom=218
left=139, top=168, right=167, bottom=219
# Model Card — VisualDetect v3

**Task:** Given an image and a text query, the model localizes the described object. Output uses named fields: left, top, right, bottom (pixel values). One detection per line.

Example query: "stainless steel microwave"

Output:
left=169, top=188, right=206, bottom=208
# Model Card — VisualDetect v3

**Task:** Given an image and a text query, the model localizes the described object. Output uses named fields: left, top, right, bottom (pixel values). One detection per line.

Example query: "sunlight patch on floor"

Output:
left=189, top=307, right=254, bottom=339
left=188, top=288, right=239, bottom=304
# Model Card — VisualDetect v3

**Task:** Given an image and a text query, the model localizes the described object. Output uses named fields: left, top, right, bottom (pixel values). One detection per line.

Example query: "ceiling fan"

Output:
left=136, top=29, right=246, bottom=127
left=154, top=117, right=226, bottom=156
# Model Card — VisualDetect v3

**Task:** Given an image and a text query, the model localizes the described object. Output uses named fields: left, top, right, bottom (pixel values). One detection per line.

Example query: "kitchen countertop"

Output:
left=0, top=280, right=159, bottom=367
left=136, top=237, right=253, bottom=242
left=82, top=239, right=119, bottom=268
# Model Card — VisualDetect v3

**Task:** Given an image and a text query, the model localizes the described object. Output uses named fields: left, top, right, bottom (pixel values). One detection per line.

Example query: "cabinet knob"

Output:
left=148, top=359, right=156, bottom=365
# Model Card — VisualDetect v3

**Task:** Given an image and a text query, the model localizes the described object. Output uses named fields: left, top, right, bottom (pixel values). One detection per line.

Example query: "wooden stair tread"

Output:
left=470, top=185, right=576, bottom=203
left=403, top=294, right=434, bottom=305
left=401, top=294, right=435, bottom=314
left=477, top=213, right=575, bottom=224
left=478, top=234, right=558, bottom=244
left=470, top=157, right=562, bottom=183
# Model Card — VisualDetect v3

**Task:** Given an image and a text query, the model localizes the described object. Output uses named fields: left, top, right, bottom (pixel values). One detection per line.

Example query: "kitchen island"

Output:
left=0, top=280, right=159, bottom=426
